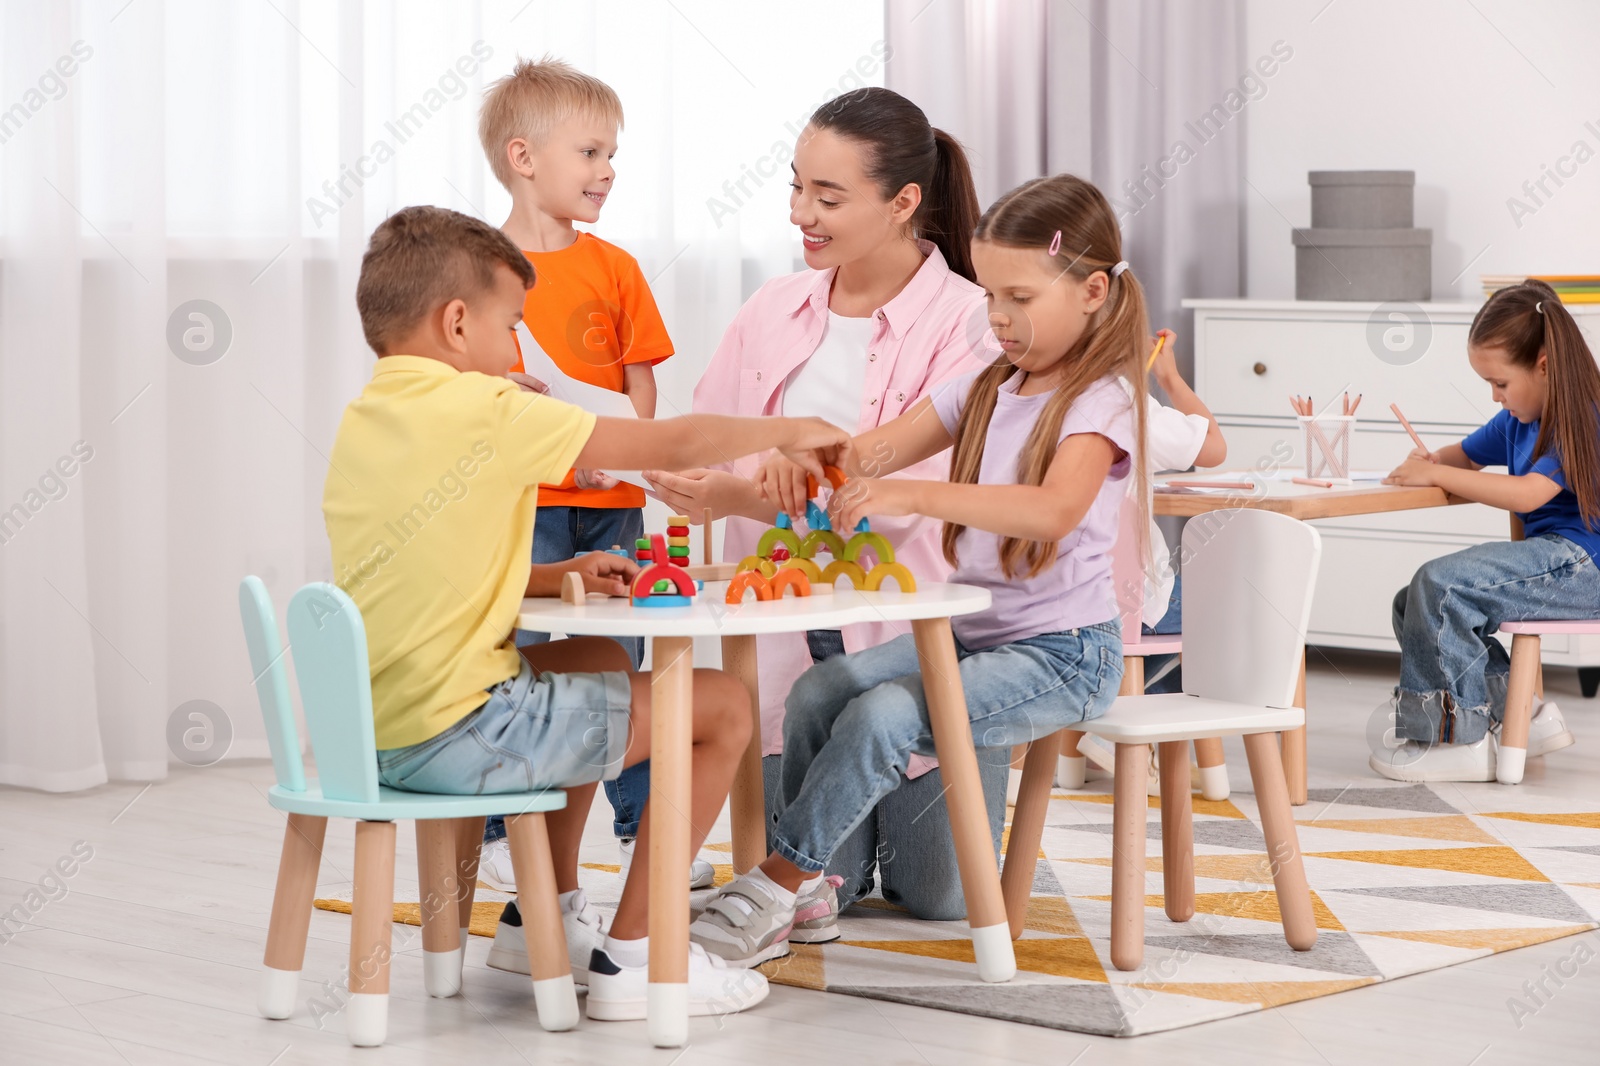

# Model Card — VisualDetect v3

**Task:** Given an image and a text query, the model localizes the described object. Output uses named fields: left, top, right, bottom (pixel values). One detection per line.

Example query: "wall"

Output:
left=1244, top=0, right=1600, bottom=299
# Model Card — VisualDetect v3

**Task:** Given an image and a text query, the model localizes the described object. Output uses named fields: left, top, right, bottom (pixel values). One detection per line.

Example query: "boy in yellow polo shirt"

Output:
left=326, top=205, right=847, bottom=1021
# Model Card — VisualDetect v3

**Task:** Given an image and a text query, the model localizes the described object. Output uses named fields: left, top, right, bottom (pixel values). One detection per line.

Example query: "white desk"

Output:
left=519, top=582, right=1010, bottom=1047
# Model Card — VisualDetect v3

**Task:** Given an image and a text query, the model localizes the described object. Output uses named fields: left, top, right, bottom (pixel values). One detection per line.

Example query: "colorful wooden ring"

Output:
left=770, top=568, right=812, bottom=599
left=799, top=530, right=846, bottom=559
left=757, top=526, right=803, bottom=559
left=777, top=557, right=823, bottom=582
left=736, top=555, right=777, bottom=579
left=864, top=562, right=916, bottom=592
left=843, top=531, right=895, bottom=566
left=726, top=571, right=773, bottom=604
left=820, top=560, right=867, bottom=588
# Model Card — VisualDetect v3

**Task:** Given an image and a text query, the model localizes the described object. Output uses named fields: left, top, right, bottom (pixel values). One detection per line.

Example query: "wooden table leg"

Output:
left=1282, top=649, right=1308, bottom=806
left=416, top=819, right=463, bottom=998
left=1242, top=732, right=1317, bottom=951
left=649, top=635, right=694, bottom=1047
left=347, top=819, right=396, bottom=1047
left=1000, top=731, right=1061, bottom=938
left=911, top=617, right=1016, bottom=983
left=260, top=812, right=326, bottom=1019
left=1111, top=743, right=1149, bottom=971
left=1157, top=740, right=1194, bottom=923
left=722, top=634, right=766, bottom=874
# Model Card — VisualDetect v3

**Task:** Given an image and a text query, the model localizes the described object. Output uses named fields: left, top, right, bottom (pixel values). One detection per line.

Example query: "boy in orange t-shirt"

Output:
left=475, top=57, right=700, bottom=953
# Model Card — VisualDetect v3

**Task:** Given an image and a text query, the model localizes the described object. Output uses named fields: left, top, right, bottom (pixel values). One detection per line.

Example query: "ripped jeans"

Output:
left=1392, top=534, right=1600, bottom=744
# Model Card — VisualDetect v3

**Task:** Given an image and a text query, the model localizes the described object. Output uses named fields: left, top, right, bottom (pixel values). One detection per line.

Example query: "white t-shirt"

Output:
left=1129, top=386, right=1211, bottom=629
left=782, top=311, right=873, bottom=428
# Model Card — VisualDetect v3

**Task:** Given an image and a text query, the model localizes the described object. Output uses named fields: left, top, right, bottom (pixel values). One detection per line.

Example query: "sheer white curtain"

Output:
left=886, top=0, right=1245, bottom=378
left=0, top=0, right=885, bottom=792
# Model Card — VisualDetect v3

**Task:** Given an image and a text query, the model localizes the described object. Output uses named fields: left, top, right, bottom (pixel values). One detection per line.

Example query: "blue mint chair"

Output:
left=239, top=577, right=577, bottom=1047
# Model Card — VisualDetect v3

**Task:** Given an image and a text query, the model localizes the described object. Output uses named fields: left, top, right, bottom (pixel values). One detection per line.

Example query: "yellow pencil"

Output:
left=1145, top=332, right=1167, bottom=371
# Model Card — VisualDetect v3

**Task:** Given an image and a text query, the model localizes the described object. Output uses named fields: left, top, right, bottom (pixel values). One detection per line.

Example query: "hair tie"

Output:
left=1536, top=301, right=1545, bottom=314
left=1110, top=260, right=1129, bottom=278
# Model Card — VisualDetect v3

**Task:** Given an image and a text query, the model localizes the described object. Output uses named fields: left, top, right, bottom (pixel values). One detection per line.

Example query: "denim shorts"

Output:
left=376, top=659, right=633, bottom=794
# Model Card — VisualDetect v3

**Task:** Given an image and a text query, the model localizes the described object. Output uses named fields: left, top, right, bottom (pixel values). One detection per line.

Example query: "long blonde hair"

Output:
left=942, top=174, right=1150, bottom=580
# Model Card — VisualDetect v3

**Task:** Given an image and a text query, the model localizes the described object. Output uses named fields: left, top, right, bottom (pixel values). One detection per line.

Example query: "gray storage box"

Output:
left=1292, top=227, right=1432, bottom=301
left=1309, top=170, right=1415, bottom=228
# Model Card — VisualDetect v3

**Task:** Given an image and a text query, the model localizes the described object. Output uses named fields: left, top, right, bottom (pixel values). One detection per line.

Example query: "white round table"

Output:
left=519, top=582, right=1012, bottom=1047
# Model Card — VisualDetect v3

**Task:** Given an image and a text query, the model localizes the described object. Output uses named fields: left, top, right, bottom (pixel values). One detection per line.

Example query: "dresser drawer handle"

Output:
left=1252, top=362, right=1267, bottom=376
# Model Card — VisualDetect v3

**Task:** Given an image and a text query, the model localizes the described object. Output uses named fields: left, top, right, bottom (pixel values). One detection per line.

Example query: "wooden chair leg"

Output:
left=1001, top=731, right=1061, bottom=938
left=1499, top=634, right=1541, bottom=784
left=1110, top=742, right=1150, bottom=971
left=416, top=820, right=462, bottom=998
left=259, top=813, right=327, bottom=1019
left=911, top=617, right=1016, bottom=983
left=506, top=812, right=579, bottom=1032
left=1157, top=740, right=1194, bottom=923
left=1192, top=737, right=1229, bottom=800
left=1056, top=728, right=1087, bottom=788
left=347, top=820, right=397, bottom=1047
left=454, top=817, right=485, bottom=957
left=1120, top=656, right=1145, bottom=696
left=1242, top=732, right=1317, bottom=952
left=1281, top=650, right=1308, bottom=805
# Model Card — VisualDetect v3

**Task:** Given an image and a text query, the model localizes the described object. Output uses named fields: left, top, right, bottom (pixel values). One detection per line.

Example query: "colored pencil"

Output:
left=1166, top=479, right=1256, bottom=490
left=1145, top=331, right=1168, bottom=371
left=1389, top=403, right=1427, bottom=452
left=1350, top=393, right=1363, bottom=415
left=1293, top=476, right=1335, bottom=488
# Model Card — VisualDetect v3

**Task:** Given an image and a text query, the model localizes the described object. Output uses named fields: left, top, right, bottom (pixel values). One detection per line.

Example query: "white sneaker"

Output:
left=485, top=890, right=608, bottom=987
left=1369, top=734, right=1496, bottom=782
left=477, top=838, right=517, bottom=893
left=619, top=836, right=715, bottom=890
left=585, top=941, right=770, bottom=1022
left=1527, top=700, right=1576, bottom=757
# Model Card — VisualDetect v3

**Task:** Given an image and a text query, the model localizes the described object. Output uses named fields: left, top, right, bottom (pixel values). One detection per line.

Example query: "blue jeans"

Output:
left=1141, top=573, right=1183, bottom=695
left=487, top=505, right=645, bottom=845
left=767, top=627, right=1009, bottom=920
left=771, top=623, right=1124, bottom=885
left=1392, top=534, right=1600, bottom=744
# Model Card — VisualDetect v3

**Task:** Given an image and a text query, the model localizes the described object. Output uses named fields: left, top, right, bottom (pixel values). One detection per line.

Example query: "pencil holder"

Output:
left=1298, top=415, right=1354, bottom=481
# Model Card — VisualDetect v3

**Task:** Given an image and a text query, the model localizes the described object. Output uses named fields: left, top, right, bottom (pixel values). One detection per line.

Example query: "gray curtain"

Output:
left=885, top=0, right=1245, bottom=382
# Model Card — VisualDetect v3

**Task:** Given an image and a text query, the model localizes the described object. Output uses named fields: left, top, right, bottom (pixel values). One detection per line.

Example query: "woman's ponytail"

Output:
left=923, top=129, right=980, bottom=283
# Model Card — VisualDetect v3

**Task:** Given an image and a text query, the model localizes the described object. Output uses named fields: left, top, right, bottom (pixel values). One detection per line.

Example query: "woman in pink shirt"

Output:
left=643, top=87, right=998, bottom=919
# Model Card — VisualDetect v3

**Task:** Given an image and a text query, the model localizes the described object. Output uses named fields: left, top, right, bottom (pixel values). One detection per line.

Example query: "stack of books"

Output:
left=1481, top=274, right=1600, bottom=303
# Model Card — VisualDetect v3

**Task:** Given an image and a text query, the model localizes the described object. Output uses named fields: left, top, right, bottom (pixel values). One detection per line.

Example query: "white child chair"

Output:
left=1003, top=509, right=1321, bottom=965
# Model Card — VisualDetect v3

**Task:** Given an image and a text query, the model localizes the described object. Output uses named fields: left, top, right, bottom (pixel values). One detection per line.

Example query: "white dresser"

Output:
left=1184, top=298, right=1600, bottom=690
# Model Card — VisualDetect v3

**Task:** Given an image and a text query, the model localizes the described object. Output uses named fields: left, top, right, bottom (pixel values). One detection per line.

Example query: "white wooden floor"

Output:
left=3, top=650, right=1598, bottom=1064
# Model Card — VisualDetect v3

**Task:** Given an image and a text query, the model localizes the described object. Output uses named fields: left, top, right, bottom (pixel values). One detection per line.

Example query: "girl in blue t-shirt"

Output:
left=1374, top=279, right=1600, bottom=782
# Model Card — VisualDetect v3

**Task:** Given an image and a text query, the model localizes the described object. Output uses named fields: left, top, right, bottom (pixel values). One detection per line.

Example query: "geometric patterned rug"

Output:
left=315, top=780, right=1600, bottom=1037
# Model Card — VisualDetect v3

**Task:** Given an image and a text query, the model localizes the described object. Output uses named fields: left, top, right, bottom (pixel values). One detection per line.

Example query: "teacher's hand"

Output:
left=640, top=467, right=773, bottom=524
left=754, top=453, right=815, bottom=522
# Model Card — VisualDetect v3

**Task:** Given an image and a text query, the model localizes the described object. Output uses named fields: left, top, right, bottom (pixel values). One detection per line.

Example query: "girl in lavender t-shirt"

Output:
left=687, top=174, right=1152, bottom=965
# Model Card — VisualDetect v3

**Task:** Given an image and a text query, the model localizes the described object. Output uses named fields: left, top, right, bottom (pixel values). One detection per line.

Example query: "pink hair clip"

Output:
left=1048, top=230, right=1062, bottom=256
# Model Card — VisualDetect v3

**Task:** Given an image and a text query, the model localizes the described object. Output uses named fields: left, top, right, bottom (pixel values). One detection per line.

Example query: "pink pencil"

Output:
left=1293, top=476, right=1335, bottom=488
left=1389, top=403, right=1427, bottom=452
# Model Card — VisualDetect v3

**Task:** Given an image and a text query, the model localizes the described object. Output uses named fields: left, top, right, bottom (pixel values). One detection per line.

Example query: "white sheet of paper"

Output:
left=514, top=324, right=650, bottom=491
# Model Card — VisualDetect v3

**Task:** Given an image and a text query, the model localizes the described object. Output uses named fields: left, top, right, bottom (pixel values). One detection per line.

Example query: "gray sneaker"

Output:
left=790, top=875, right=844, bottom=944
left=688, top=874, right=796, bottom=968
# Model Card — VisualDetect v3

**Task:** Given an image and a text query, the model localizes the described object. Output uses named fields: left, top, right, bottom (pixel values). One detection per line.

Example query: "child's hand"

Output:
left=509, top=372, right=550, bottom=394
left=573, top=469, right=620, bottom=491
left=1147, top=329, right=1178, bottom=385
left=567, top=552, right=639, bottom=597
left=1406, top=445, right=1440, bottom=464
left=641, top=467, right=758, bottom=521
left=754, top=454, right=814, bottom=520
left=1383, top=456, right=1439, bottom=487
left=830, top=477, right=919, bottom=533
left=778, top=418, right=853, bottom=481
